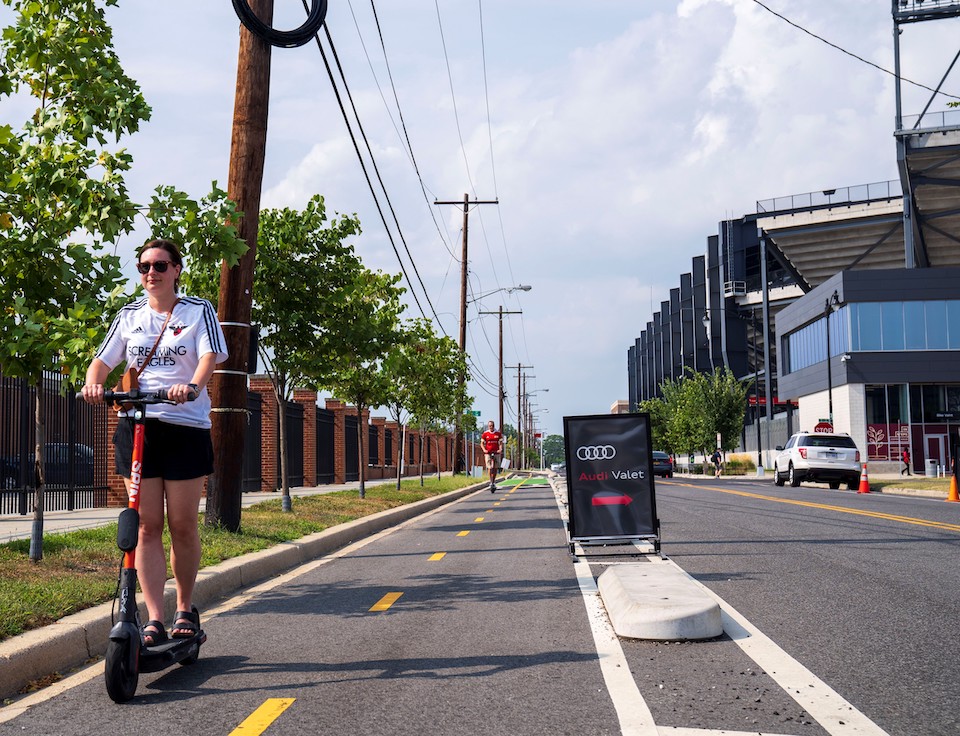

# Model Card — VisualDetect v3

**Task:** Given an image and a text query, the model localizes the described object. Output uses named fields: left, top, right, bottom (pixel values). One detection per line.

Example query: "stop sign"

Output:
left=814, top=421, right=833, bottom=433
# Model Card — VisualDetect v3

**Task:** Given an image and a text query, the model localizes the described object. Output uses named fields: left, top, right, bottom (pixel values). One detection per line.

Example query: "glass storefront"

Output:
left=866, top=382, right=960, bottom=469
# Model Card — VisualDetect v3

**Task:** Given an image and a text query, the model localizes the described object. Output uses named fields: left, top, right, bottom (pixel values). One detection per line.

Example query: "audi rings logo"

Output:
left=577, top=445, right=616, bottom=461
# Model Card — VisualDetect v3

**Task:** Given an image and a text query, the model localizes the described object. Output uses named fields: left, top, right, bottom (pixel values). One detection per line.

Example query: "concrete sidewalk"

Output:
left=0, top=478, right=399, bottom=543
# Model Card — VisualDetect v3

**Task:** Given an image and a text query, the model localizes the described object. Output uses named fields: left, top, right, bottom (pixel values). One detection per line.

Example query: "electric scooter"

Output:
left=102, top=388, right=206, bottom=703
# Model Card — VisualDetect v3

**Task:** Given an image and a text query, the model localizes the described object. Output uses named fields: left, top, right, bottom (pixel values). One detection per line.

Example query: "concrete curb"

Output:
left=597, top=560, right=723, bottom=641
left=0, top=482, right=486, bottom=702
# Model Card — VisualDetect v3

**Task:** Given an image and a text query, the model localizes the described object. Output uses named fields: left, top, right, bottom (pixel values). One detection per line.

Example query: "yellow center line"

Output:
left=428, top=552, right=446, bottom=561
left=474, top=516, right=485, bottom=522
left=493, top=502, right=502, bottom=506
left=680, top=482, right=960, bottom=533
left=457, top=530, right=470, bottom=537
left=369, top=592, right=403, bottom=612
left=229, top=698, right=296, bottom=736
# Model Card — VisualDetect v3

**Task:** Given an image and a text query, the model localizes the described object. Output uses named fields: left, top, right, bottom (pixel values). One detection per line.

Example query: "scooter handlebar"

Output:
left=103, top=388, right=197, bottom=406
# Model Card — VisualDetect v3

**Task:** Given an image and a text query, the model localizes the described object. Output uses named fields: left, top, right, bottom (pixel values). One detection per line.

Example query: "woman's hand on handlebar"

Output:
left=81, top=383, right=105, bottom=405
left=168, top=383, right=198, bottom=404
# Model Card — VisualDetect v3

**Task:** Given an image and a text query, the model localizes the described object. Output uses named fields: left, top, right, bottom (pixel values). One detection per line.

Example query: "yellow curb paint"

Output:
left=370, top=592, right=404, bottom=611
left=457, top=530, right=470, bottom=537
left=474, top=517, right=485, bottom=522
left=229, top=698, right=296, bottom=736
left=428, top=552, right=446, bottom=561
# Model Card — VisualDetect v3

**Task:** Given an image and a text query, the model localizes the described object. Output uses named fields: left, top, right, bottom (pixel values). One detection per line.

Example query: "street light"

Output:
left=467, top=284, right=532, bottom=304
left=825, top=290, right=841, bottom=431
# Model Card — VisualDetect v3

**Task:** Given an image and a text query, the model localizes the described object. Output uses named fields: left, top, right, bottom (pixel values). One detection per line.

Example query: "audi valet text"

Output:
left=575, top=443, right=646, bottom=482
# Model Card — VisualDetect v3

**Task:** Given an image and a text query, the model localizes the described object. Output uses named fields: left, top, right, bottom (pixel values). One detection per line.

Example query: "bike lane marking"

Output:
left=369, top=592, right=404, bottom=612
left=228, top=698, right=295, bottom=735
left=678, top=483, right=960, bottom=533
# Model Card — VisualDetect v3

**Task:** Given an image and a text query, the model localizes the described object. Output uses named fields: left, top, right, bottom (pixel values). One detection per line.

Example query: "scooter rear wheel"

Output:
left=104, top=638, right=139, bottom=703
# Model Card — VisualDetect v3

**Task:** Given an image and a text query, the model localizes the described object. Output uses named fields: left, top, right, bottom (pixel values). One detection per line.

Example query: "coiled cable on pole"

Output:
left=231, top=0, right=328, bottom=48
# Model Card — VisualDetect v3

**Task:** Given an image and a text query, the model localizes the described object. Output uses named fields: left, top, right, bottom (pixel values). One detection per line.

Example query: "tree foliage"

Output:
left=0, top=0, right=246, bottom=559
left=639, top=368, right=748, bottom=456
left=325, top=268, right=405, bottom=498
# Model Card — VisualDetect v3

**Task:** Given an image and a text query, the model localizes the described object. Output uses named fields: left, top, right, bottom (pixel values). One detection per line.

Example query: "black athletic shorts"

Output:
left=113, top=418, right=214, bottom=480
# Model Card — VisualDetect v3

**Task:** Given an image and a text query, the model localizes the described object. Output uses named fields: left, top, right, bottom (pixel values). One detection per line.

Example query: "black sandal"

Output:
left=171, top=607, right=200, bottom=639
left=141, top=620, right=167, bottom=647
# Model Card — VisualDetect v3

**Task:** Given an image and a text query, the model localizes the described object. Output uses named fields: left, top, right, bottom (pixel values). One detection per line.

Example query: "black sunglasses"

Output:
left=136, top=260, right=173, bottom=274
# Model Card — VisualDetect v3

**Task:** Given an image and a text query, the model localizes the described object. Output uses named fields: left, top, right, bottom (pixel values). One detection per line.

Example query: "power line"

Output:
left=751, top=0, right=960, bottom=101
left=350, top=0, right=460, bottom=259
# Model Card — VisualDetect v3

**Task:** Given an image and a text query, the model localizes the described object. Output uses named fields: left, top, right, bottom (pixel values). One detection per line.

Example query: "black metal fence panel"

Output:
left=384, top=428, right=393, bottom=466
left=344, top=414, right=359, bottom=482
left=1, top=371, right=109, bottom=515
left=315, top=408, right=334, bottom=484
left=242, top=392, right=263, bottom=492
left=276, top=401, right=304, bottom=489
left=368, top=423, right=379, bottom=466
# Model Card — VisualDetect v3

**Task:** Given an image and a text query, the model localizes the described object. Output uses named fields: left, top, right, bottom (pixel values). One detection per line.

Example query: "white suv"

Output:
left=773, top=432, right=861, bottom=490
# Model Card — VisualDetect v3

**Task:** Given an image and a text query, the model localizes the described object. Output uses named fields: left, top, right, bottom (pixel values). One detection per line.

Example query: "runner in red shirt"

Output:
left=480, top=420, right=504, bottom=492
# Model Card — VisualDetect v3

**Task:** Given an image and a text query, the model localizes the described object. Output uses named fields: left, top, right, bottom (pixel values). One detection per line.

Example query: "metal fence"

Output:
left=368, top=423, right=379, bottom=466
left=0, top=371, right=109, bottom=515
left=757, top=179, right=900, bottom=214
left=344, top=414, right=359, bottom=482
left=316, top=407, right=335, bottom=484
left=276, top=401, right=304, bottom=489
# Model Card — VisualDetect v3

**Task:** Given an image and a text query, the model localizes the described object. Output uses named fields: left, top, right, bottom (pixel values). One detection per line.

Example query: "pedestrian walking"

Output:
left=481, top=420, right=504, bottom=492
left=711, top=449, right=722, bottom=478
left=901, top=448, right=911, bottom=476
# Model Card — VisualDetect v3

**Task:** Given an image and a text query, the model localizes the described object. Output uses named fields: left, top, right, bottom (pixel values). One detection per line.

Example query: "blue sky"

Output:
left=2, top=1, right=958, bottom=437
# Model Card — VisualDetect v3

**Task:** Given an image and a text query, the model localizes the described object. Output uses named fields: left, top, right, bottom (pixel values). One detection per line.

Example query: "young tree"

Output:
left=0, top=1, right=248, bottom=559
left=381, top=318, right=429, bottom=489
left=186, top=194, right=363, bottom=512
left=325, top=269, right=405, bottom=499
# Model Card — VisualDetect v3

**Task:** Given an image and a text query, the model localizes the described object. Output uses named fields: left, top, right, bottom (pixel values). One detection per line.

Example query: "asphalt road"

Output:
left=651, top=476, right=960, bottom=736
left=2, top=475, right=958, bottom=735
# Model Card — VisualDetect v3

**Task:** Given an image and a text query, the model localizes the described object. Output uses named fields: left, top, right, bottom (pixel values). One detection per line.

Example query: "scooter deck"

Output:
left=139, top=630, right=206, bottom=672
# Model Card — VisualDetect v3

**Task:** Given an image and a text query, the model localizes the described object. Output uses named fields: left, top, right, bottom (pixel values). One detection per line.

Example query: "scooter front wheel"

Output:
left=104, top=638, right=139, bottom=703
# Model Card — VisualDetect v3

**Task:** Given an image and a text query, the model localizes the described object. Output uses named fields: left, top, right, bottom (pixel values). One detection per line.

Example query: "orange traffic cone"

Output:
left=947, top=474, right=959, bottom=503
left=857, top=462, right=870, bottom=494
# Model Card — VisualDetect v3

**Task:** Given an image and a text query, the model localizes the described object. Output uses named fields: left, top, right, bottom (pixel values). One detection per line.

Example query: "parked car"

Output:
left=652, top=451, right=673, bottom=478
left=773, top=432, right=861, bottom=490
left=0, top=443, right=95, bottom=489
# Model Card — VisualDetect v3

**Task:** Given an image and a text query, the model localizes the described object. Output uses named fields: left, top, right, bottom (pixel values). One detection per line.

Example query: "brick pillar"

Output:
left=251, top=375, right=278, bottom=492
left=326, top=398, right=346, bottom=484
left=295, top=388, right=317, bottom=487
left=105, top=410, right=126, bottom=507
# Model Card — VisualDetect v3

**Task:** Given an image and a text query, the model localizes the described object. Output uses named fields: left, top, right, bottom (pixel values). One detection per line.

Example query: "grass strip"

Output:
left=0, top=476, right=479, bottom=643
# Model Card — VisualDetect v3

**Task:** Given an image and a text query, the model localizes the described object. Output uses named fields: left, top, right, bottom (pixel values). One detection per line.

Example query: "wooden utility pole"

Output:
left=478, top=306, right=521, bottom=431
left=508, top=364, right=532, bottom=469
left=206, top=0, right=273, bottom=530
left=434, top=193, right=497, bottom=473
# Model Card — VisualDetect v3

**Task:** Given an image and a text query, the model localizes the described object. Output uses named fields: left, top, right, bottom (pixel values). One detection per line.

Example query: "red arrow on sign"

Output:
left=592, top=494, right=633, bottom=506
